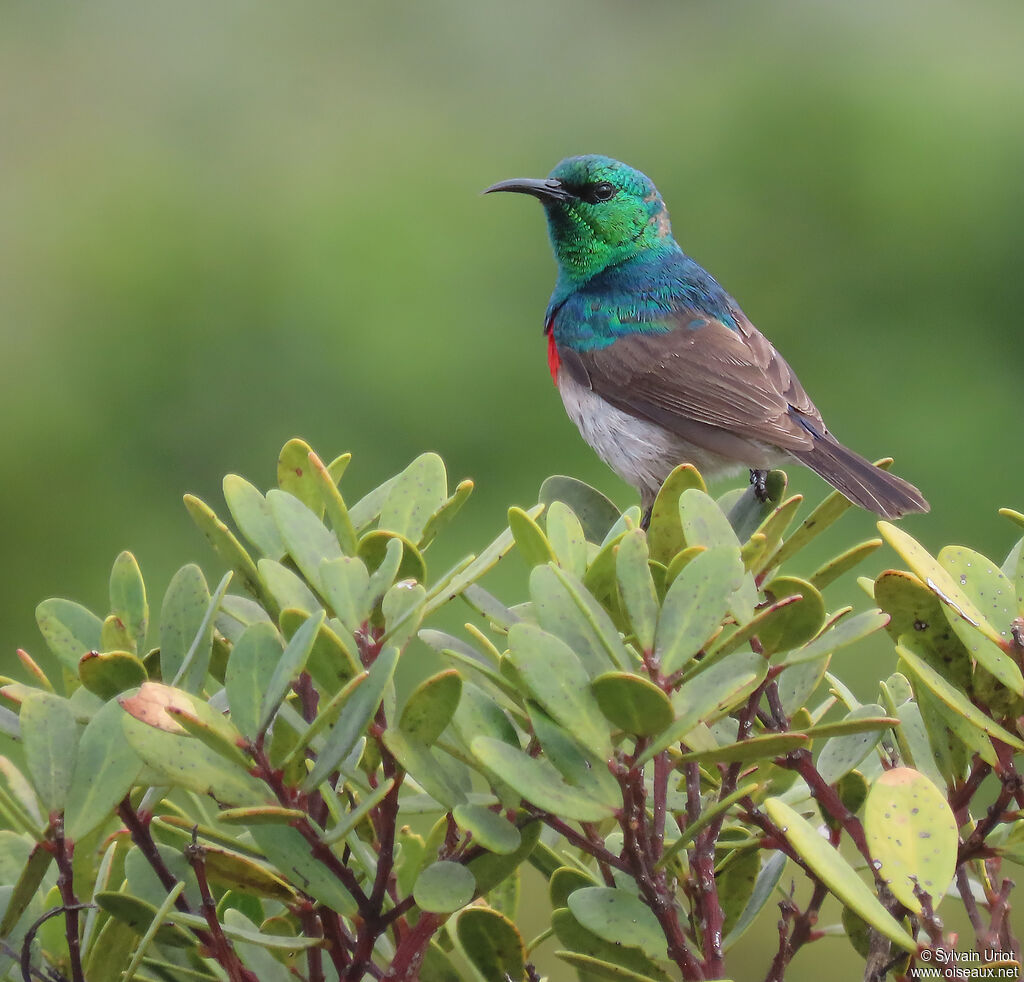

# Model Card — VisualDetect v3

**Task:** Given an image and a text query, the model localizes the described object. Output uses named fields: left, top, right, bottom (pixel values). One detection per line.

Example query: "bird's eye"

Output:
left=588, top=181, right=616, bottom=203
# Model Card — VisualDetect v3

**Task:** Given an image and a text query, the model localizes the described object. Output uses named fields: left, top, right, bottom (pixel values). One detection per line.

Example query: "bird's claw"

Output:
left=750, top=469, right=769, bottom=503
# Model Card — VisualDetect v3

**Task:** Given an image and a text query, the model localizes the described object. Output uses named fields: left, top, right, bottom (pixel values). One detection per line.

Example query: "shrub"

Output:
left=1, top=440, right=1022, bottom=981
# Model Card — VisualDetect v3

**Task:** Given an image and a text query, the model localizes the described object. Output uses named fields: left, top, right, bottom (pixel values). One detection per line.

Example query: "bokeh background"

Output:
left=3, top=0, right=1023, bottom=975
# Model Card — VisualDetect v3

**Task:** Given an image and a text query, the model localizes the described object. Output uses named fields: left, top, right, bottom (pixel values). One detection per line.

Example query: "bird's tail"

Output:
left=789, top=433, right=929, bottom=519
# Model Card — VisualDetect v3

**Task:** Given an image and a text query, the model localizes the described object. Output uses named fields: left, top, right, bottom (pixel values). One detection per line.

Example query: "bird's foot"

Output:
left=640, top=505, right=653, bottom=531
left=749, top=468, right=769, bottom=503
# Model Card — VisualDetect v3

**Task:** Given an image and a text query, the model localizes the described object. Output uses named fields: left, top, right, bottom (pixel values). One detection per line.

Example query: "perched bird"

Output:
left=485, top=155, right=928, bottom=522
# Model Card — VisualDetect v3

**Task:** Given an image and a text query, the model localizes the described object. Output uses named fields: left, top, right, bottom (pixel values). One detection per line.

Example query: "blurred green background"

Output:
left=3, top=0, right=1023, bottom=975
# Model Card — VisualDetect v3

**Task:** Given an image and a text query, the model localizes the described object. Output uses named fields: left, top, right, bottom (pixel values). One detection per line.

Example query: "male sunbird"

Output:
left=485, top=155, right=928, bottom=522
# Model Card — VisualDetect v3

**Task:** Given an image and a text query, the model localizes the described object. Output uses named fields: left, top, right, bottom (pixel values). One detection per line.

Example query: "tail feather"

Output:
left=790, top=434, right=929, bottom=519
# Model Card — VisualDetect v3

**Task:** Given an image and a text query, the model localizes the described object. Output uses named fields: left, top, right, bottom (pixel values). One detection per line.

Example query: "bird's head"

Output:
left=485, top=155, right=674, bottom=288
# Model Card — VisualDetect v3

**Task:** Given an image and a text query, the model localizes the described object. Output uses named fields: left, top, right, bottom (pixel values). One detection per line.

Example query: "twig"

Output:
left=51, top=819, right=85, bottom=982
left=18, top=905, right=89, bottom=982
left=185, top=828, right=258, bottom=982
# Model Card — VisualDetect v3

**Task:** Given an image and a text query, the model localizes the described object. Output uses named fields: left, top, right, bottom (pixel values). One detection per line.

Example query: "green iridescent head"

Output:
left=485, top=155, right=673, bottom=286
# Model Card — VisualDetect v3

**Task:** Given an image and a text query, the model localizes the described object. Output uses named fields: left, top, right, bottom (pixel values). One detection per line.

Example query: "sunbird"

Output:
left=485, top=155, right=928, bottom=523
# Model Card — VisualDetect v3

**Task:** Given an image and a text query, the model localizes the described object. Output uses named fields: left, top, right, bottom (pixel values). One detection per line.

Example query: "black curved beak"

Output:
left=483, top=177, right=574, bottom=202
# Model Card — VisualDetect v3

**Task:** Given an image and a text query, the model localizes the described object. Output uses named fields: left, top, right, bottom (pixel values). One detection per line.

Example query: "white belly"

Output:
left=556, top=371, right=776, bottom=506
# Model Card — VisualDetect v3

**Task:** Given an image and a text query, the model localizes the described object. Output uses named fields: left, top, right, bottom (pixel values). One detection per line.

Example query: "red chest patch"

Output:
left=545, top=319, right=560, bottom=384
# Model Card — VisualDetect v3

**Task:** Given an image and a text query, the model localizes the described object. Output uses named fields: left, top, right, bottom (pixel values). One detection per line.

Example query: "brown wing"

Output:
left=565, top=310, right=826, bottom=454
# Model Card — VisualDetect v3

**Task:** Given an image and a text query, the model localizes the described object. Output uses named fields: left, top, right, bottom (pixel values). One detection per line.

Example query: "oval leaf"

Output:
left=763, top=797, right=915, bottom=953
left=864, top=767, right=957, bottom=914
left=592, top=672, right=674, bottom=737
left=567, top=887, right=667, bottom=962
left=414, top=860, right=475, bottom=914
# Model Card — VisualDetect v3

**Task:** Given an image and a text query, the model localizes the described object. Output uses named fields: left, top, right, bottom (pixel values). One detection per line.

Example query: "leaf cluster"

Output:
left=1, top=442, right=1022, bottom=982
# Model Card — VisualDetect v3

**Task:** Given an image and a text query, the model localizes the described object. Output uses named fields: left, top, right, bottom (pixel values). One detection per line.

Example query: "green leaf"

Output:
left=424, top=510, right=538, bottom=615
left=184, top=494, right=264, bottom=610
left=674, top=733, right=808, bottom=766
left=301, top=646, right=399, bottom=790
left=758, top=576, right=825, bottom=654
left=816, top=704, right=890, bottom=784
left=453, top=803, right=521, bottom=855
left=382, top=579, right=427, bottom=648
left=897, top=637, right=1024, bottom=750
left=864, top=767, right=957, bottom=913
left=119, top=689, right=270, bottom=806
left=592, top=672, right=673, bottom=737
left=708, top=594, right=802, bottom=660
left=722, top=851, right=787, bottom=949
left=94, top=891, right=193, bottom=947
left=718, top=847, right=761, bottom=937
left=531, top=564, right=631, bottom=674
left=551, top=907, right=671, bottom=982
left=471, top=737, right=615, bottom=822
left=539, top=476, right=621, bottom=544
left=509, top=505, right=557, bottom=568
left=450, top=681, right=520, bottom=748
left=109, top=551, right=148, bottom=654
left=258, top=558, right=319, bottom=614
left=796, top=716, right=899, bottom=739
left=750, top=495, right=804, bottom=576
left=659, top=781, right=761, bottom=870
left=360, top=531, right=426, bottom=595
left=78, top=649, right=148, bottom=700
left=268, top=488, right=343, bottom=592
left=724, top=471, right=787, bottom=542
left=259, top=608, right=325, bottom=732
left=679, top=488, right=741, bottom=551
left=530, top=708, right=619, bottom=807
left=348, top=472, right=400, bottom=531
left=938, top=545, right=1023, bottom=696
left=763, top=797, right=915, bottom=953
left=277, top=437, right=323, bottom=516
left=546, top=500, right=588, bottom=579
left=223, top=473, right=286, bottom=559
left=320, top=555, right=372, bottom=634
left=217, top=911, right=291, bottom=982
left=878, top=522, right=1006, bottom=648
left=378, top=452, right=448, bottom=542
left=225, top=622, right=283, bottom=742
left=415, top=860, right=476, bottom=913
left=0, top=842, right=53, bottom=939
left=399, top=669, right=462, bottom=745
left=248, top=824, right=357, bottom=915
left=35, top=598, right=102, bottom=672
left=873, top=570, right=973, bottom=691
left=810, top=539, right=883, bottom=591
left=782, top=609, right=889, bottom=666
left=307, top=449, right=358, bottom=555
left=507, top=622, right=611, bottom=756
left=555, top=951, right=666, bottom=981
left=420, top=479, right=474, bottom=550
left=647, top=465, right=706, bottom=564
left=456, top=906, right=525, bottom=982
left=384, top=729, right=471, bottom=807
left=615, top=530, right=659, bottom=654
left=468, top=819, right=540, bottom=897
left=655, top=546, right=744, bottom=674
left=289, top=611, right=360, bottom=687
left=65, top=698, right=143, bottom=840
left=639, top=651, right=767, bottom=765
left=550, top=866, right=600, bottom=908
left=21, top=692, right=80, bottom=813
left=320, top=777, right=394, bottom=846
left=421, top=942, right=463, bottom=982
left=567, top=887, right=667, bottom=962
left=767, top=485, right=855, bottom=571
left=159, top=564, right=210, bottom=685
